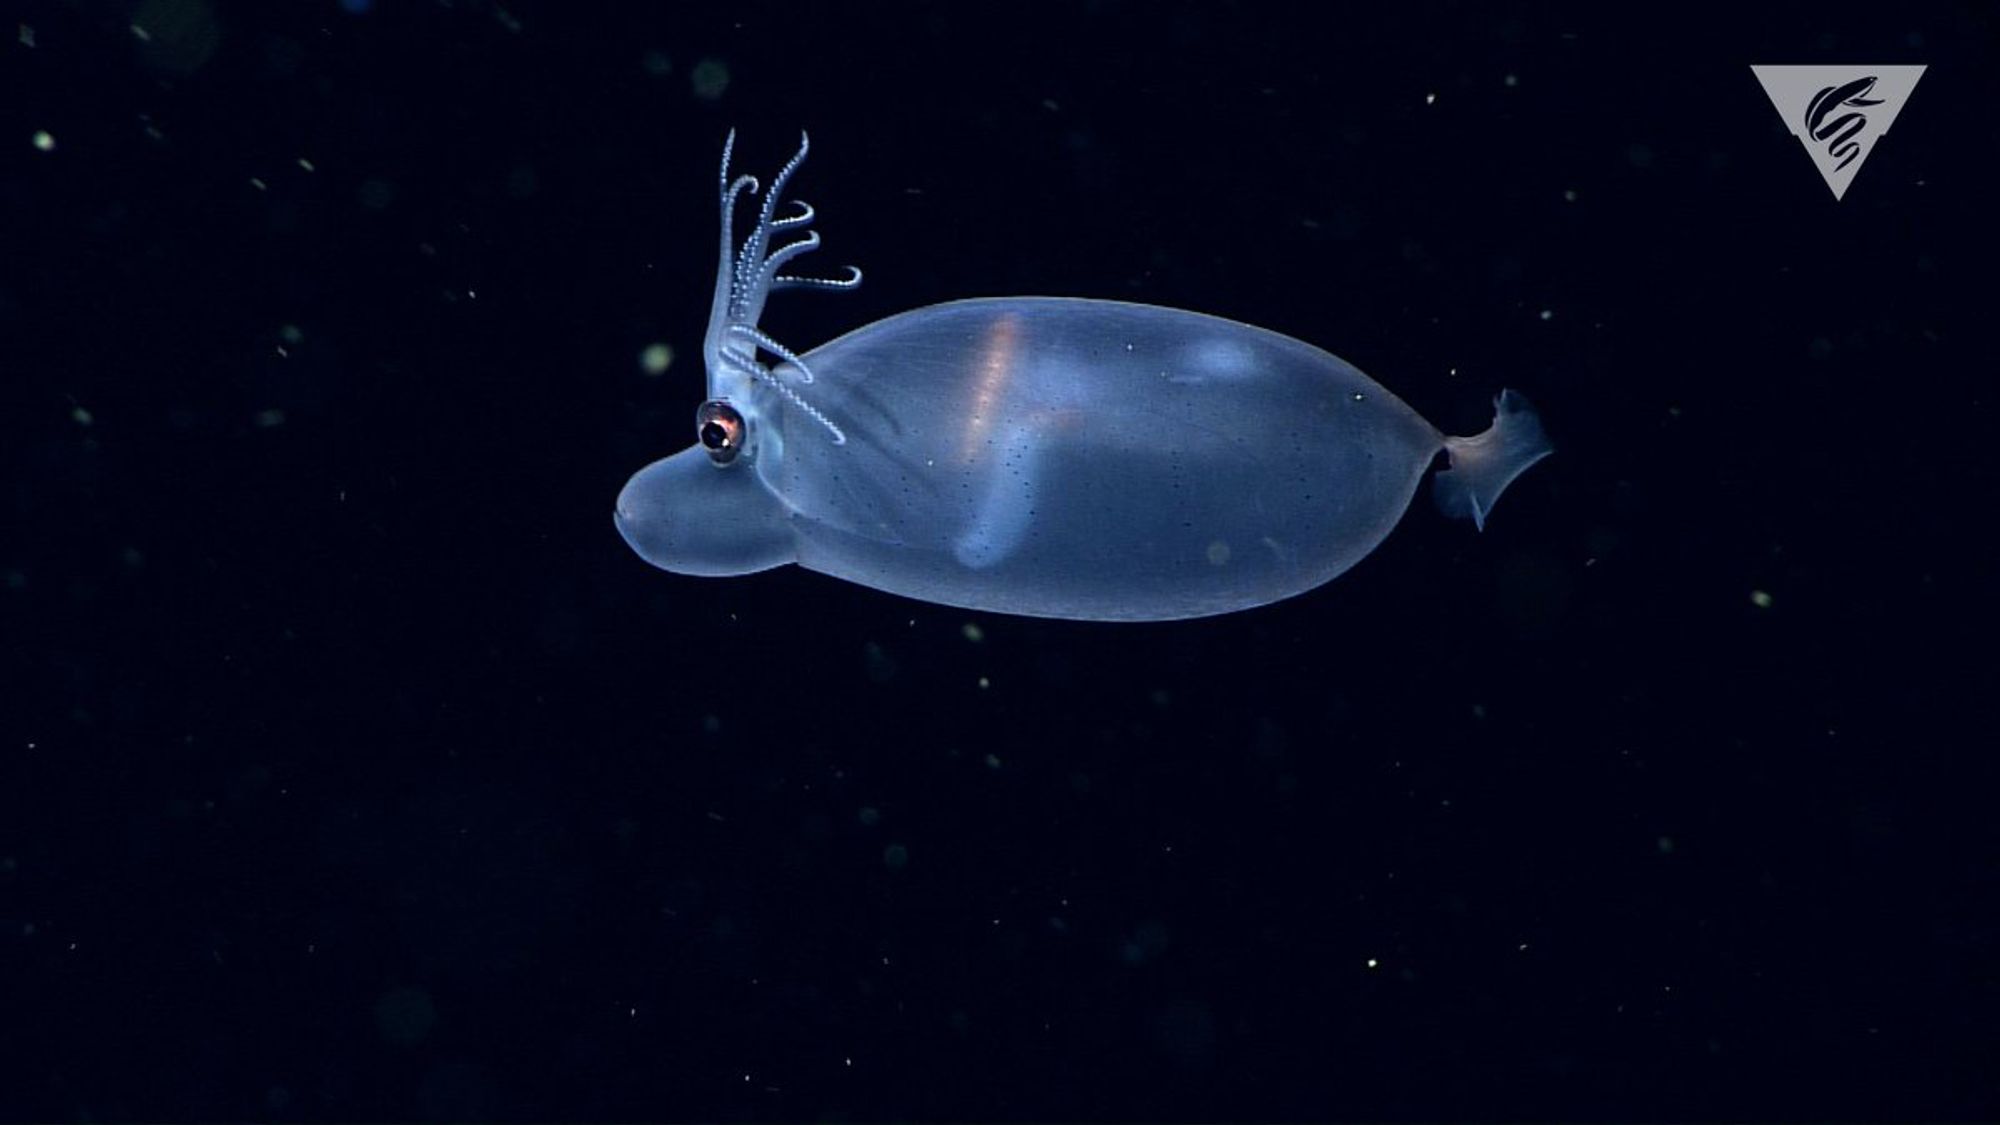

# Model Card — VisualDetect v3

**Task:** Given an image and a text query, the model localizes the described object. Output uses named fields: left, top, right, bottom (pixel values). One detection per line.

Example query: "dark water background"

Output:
left=4, top=1, right=1997, bottom=1119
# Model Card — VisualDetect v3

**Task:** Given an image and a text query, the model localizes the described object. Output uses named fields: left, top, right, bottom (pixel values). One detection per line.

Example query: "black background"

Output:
left=4, top=1, right=1998, bottom=1120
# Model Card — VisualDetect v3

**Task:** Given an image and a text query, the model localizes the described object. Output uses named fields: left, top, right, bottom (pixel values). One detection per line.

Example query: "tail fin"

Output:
left=1432, top=389, right=1553, bottom=531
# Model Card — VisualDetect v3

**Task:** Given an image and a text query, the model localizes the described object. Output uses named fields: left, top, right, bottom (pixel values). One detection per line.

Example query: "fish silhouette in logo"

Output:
left=1804, top=76, right=1885, bottom=171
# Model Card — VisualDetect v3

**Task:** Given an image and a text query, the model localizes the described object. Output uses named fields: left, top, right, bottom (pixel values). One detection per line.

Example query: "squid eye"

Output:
left=695, top=400, right=746, bottom=464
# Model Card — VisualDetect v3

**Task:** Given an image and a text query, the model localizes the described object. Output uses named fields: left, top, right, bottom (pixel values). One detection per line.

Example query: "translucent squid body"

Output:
left=615, top=133, right=1552, bottom=622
